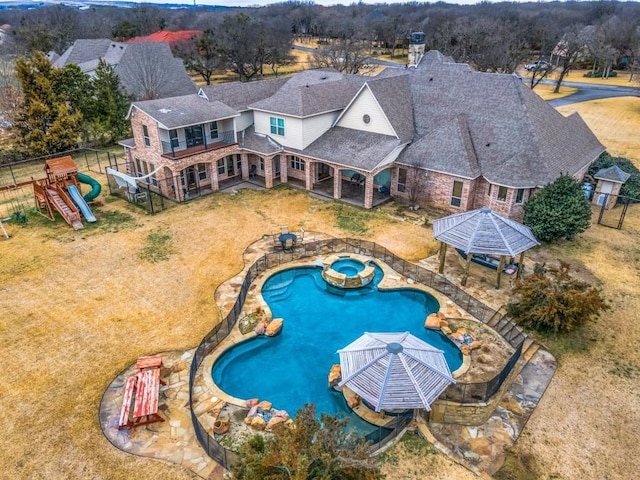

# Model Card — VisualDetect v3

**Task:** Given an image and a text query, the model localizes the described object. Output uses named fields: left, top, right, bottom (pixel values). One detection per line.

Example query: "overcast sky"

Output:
left=10, top=0, right=538, bottom=8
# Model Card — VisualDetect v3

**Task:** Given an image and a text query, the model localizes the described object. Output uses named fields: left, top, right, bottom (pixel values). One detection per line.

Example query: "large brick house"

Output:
left=119, top=50, right=604, bottom=219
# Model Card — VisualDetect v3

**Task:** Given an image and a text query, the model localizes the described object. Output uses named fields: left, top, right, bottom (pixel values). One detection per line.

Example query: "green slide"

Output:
left=77, top=172, right=102, bottom=202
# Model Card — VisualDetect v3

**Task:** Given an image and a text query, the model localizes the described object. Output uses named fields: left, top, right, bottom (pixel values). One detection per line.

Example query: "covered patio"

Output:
left=433, top=207, right=539, bottom=288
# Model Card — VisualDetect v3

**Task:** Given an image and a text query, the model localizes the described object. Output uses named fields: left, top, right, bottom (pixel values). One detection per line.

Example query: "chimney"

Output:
left=407, top=32, right=426, bottom=68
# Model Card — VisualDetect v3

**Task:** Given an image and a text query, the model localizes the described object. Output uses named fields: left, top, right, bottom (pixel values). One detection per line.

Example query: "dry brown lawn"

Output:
left=1, top=80, right=639, bottom=480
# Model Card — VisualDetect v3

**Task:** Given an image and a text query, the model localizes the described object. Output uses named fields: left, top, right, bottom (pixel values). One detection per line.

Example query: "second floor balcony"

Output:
left=161, top=130, right=236, bottom=160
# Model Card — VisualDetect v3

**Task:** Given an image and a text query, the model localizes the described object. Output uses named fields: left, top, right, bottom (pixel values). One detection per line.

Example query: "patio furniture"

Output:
left=118, top=366, right=164, bottom=430
left=296, top=228, right=305, bottom=242
left=280, top=225, right=289, bottom=234
left=350, top=173, right=365, bottom=188
left=283, top=237, right=295, bottom=252
left=279, top=232, right=297, bottom=251
left=249, top=164, right=257, bottom=178
left=135, top=354, right=162, bottom=371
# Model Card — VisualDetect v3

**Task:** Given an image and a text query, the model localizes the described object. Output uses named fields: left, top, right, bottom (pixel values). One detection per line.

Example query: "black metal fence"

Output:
left=105, top=156, right=170, bottom=214
left=593, top=191, right=639, bottom=230
left=188, top=238, right=528, bottom=469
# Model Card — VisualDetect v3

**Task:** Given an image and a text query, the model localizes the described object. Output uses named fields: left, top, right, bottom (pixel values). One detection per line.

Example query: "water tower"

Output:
left=408, top=32, right=426, bottom=68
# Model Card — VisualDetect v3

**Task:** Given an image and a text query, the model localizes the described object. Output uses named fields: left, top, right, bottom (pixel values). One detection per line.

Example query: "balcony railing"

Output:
left=161, top=130, right=236, bottom=159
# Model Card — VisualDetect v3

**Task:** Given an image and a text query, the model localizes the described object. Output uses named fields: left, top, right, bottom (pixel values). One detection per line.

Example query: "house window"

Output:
left=169, top=129, right=179, bottom=148
left=397, top=168, right=407, bottom=193
left=290, top=156, right=305, bottom=171
left=516, top=188, right=525, bottom=204
left=270, top=117, right=285, bottom=136
left=450, top=180, right=463, bottom=207
left=260, top=159, right=265, bottom=171
left=209, top=121, right=218, bottom=140
left=198, top=163, right=207, bottom=181
left=185, top=125, right=204, bottom=147
left=217, top=158, right=225, bottom=175
left=497, top=186, right=508, bottom=202
left=487, top=184, right=492, bottom=197
left=236, top=155, right=242, bottom=173
left=142, top=125, right=150, bottom=147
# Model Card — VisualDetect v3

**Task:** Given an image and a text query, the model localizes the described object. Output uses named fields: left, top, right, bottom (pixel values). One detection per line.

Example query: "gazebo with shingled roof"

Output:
left=433, top=207, right=539, bottom=288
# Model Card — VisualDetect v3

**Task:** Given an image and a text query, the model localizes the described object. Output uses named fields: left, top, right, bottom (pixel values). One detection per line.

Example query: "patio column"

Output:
left=240, top=153, right=249, bottom=180
left=172, top=175, right=183, bottom=201
left=516, top=252, right=525, bottom=280
left=461, top=253, right=473, bottom=287
left=438, top=242, right=447, bottom=274
left=333, top=168, right=342, bottom=200
left=496, top=256, right=505, bottom=289
left=210, top=162, right=219, bottom=191
left=265, top=156, right=274, bottom=188
left=305, top=161, right=314, bottom=191
left=280, top=155, right=288, bottom=184
left=364, top=176, right=374, bottom=209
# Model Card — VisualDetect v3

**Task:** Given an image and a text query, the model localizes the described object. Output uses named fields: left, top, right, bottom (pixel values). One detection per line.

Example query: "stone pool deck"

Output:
left=99, top=234, right=556, bottom=479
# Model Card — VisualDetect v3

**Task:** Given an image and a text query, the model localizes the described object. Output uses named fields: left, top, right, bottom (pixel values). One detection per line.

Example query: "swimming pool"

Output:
left=212, top=263, right=462, bottom=424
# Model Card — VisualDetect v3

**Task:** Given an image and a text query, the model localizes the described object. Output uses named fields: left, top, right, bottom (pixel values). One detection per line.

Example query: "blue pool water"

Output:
left=332, top=258, right=365, bottom=276
left=212, top=264, right=462, bottom=426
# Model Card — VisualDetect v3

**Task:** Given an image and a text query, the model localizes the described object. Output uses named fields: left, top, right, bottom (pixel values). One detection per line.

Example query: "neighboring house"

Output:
left=119, top=50, right=604, bottom=219
left=126, top=30, right=202, bottom=45
left=52, top=39, right=196, bottom=100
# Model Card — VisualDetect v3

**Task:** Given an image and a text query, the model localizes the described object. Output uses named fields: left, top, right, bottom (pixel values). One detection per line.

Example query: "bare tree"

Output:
left=312, top=37, right=374, bottom=75
left=173, top=29, right=224, bottom=86
left=552, top=26, right=589, bottom=93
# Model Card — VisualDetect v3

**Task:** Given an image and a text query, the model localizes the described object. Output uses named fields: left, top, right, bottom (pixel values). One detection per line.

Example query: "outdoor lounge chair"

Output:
left=280, top=225, right=289, bottom=234
left=283, top=237, right=294, bottom=252
left=296, top=228, right=305, bottom=242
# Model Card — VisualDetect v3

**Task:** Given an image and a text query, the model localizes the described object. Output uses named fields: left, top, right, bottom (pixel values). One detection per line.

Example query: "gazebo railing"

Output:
left=188, top=238, right=528, bottom=469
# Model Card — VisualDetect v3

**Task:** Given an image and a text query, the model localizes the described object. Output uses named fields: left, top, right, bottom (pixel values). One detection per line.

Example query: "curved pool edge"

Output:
left=204, top=254, right=470, bottom=413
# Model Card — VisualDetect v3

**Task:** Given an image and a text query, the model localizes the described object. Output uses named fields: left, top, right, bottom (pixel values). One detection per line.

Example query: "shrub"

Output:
left=524, top=174, right=591, bottom=242
left=506, top=261, right=608, bottom=333
left=233, top=403, right=383, bottom=480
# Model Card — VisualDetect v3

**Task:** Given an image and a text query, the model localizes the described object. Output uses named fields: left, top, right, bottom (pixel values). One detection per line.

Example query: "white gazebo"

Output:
left=337, top=332, right=456, bottom=413
left=433, top=207, right=540, bottom=288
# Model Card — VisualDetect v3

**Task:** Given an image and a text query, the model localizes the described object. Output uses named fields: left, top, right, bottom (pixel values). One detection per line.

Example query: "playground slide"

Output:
left=68, top=184, right=96, bottom=223
left=78, top=172, right=102, bottom=202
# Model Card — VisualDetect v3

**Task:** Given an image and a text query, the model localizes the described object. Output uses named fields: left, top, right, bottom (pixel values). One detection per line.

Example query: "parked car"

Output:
left=525, top=60, right=552, bottom=71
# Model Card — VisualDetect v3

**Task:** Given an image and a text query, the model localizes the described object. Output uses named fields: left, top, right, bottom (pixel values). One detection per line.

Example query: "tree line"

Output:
left=1, top=1, right=640, bottom=159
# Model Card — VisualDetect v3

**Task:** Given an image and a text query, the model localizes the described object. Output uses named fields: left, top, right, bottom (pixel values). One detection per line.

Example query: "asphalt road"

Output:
left=292, top=44, right=404, bottom=68
left=520, top=77, right=640, bottom=106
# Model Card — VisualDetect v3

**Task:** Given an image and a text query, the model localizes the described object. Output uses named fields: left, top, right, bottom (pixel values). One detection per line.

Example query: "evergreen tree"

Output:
left=523, top=174, right=592, bottom=242
left=88, top=60, right=132, bottom=145
left=13, top=52, right=83, bottom=156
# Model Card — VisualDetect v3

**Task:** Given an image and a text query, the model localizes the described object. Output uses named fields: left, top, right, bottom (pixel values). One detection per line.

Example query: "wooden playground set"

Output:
left=31, top=156, right=102, bottom=230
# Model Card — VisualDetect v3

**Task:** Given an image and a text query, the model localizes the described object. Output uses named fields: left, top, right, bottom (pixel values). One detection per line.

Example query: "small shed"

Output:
left=337, top=332, right=455, bottom=413
left=433, top=207, right=539, bottom=288
left=592, top=165, right=631, bottom=209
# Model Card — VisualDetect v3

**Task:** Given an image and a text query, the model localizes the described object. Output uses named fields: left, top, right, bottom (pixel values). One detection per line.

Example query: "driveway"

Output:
left=520, top=77, right=640, bottom=106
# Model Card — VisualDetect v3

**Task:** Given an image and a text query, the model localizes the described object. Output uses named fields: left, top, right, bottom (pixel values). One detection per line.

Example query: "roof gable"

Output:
left=335, top=83, right=397, bottom=137
left=249, top=70, right=363, bottom=117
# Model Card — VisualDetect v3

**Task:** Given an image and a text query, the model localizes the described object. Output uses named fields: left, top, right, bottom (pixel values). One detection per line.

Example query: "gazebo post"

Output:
left=438, top=242, right=447, bottom=274
left=496, top=255, right=506, bottom=289
left=461, top=252, right=473, bottom=287
left=516, top=252, right=525, bottom=280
